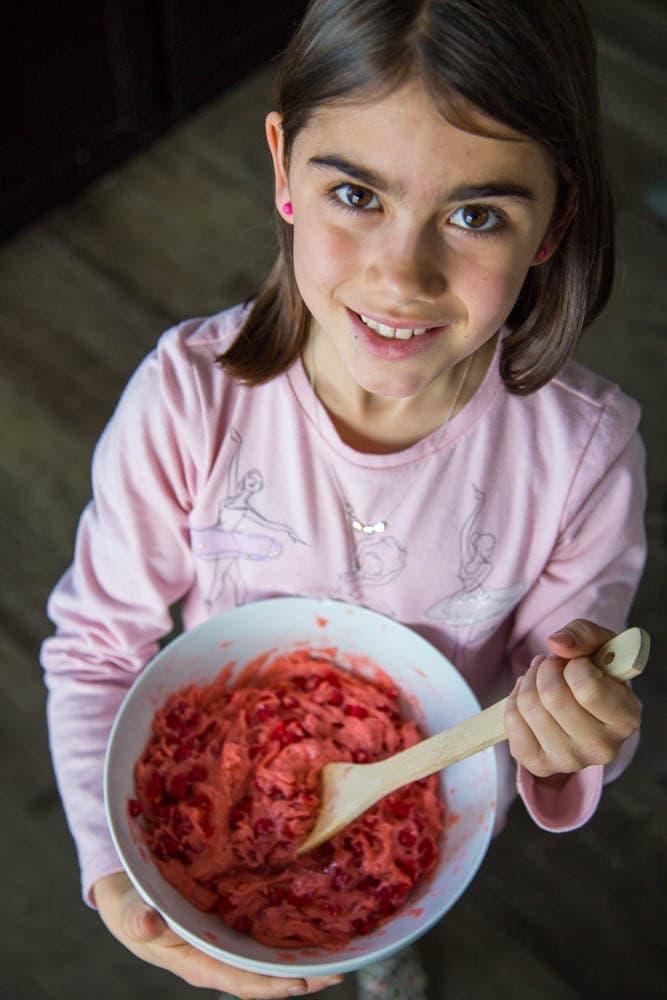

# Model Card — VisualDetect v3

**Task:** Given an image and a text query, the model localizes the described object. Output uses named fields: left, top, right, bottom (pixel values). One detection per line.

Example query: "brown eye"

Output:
left=348, top=187, right=373, bottom=208
left=335, top=184, right=379, bottom=210
left=450, top=203, right=502, bottom=233
left=462, top=205, right=491, bottom=228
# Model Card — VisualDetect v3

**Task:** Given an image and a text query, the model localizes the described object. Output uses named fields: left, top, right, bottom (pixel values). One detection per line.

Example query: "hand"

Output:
left=504, top=619, right=641, bottom=782
left=94, top=872, right=343, bottom=998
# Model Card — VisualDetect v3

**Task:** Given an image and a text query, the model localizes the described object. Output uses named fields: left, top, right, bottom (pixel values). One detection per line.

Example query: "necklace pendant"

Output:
left=351, top=517, right=387, bottom=534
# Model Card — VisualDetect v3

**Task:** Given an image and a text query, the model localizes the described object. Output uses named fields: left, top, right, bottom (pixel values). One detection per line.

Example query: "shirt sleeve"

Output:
left=508, top=389, right=647, bottom=832
left=41, top=326, right=205, bottom=903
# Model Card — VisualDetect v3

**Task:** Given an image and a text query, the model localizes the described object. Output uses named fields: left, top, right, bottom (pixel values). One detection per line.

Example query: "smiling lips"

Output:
left=358, top=312, right=442, bottom=341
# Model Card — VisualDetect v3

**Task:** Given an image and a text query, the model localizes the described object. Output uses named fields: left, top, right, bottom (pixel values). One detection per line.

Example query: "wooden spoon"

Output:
left=298, top=627, right=650, bottom=854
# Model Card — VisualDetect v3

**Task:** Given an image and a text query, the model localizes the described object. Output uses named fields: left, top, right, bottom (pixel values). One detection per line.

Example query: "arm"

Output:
left=42, top=329, right=341, bottom=996
left=42, top=334, right=199, bottom=899
left=504, top=416, right=646, bottom=830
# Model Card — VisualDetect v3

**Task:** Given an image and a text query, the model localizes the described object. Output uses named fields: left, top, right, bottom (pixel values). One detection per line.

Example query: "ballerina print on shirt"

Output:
left=190, top=427, right=306, bottom=608
left=426, top=484, right=528, bottom=662
left=339, top=534, right=407, bottom=591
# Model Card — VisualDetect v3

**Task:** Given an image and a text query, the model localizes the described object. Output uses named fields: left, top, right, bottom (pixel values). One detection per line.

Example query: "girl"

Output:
left=41, top=1, right=646, bottom=998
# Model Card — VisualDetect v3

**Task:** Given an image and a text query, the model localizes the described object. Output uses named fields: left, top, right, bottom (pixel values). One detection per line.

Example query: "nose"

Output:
left=365, top=222, right=446, bottom=305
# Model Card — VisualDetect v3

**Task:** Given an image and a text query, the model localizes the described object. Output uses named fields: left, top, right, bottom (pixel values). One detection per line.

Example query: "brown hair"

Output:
left=219, top=0, right=614, bottom=394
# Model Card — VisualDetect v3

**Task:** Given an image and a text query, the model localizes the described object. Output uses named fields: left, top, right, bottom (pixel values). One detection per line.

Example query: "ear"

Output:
left=531, top=186, right=578, bottom=265
left=265, top=111, right=293, bottom=223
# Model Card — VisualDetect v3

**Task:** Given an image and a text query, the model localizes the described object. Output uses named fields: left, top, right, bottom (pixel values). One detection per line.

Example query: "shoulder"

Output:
left=97, top=304, right=252, bottom=465
left=123, top=303, right=250, bottom=412
left=548, top=359, right=640, bottom=430
left=514, top=358, right=642, bottom=461
left=153, top=302, right=250, bottom=377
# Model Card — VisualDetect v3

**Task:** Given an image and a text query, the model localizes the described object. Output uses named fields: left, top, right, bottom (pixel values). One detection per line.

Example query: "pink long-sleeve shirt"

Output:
left=41, top=305, right=646, bottom=903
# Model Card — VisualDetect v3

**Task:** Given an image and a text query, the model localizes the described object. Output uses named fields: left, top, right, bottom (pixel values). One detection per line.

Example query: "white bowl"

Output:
left=104, top=597, right=496, bottom=977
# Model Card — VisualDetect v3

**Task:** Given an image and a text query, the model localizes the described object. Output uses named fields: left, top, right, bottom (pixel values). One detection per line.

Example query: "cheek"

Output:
left=293, top=219, right=357, bottom=295
left=453, top=252, right=530, bottom=317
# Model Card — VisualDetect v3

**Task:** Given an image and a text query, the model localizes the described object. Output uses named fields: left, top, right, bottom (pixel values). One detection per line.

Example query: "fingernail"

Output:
left=549, top=629, right=576, bottom=647
left=288, top=984, right=308, bottom=996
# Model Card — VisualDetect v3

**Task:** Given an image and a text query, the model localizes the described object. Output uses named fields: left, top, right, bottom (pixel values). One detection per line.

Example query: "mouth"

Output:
left=357, top=312, right=442, bottom=341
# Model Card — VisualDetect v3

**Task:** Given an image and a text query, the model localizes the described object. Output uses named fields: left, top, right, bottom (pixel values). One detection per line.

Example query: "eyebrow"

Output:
left=308, top=155, right=536, bottom=202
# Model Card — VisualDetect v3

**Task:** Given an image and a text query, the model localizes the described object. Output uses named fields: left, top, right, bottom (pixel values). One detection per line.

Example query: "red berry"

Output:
left=233, top=915, right=253, bottom=935
left=353, top=917, right=377, bottom=936
left=168, top=775, right=189, bottom=799
left=344, top=704, right=368, bottom=719
left=387, top=798, right=410, bottom=818
left=173, top=812, right=193, bottom=838
left=128, top=799, right=142, bottom=818
left=146, top=772, right=164, bottom=801
left=398, top=828, right=417, bottom=848
left=200, top=816, right=216, bottom=838
left=165, top=710, right=184, bottom=733
left=328, top=689, right=344, bottom=706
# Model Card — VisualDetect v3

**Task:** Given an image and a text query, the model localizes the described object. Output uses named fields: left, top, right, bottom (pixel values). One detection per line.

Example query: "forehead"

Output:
left=292, top=81, right=556, bottom=192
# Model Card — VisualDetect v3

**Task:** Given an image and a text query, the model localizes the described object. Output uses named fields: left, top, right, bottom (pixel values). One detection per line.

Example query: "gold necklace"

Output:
left=308, top=344, right=474, bottom=571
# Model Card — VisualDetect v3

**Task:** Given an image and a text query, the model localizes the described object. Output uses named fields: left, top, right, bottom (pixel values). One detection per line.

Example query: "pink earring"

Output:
left=536, top=246, right=549, bottom=261
left=282, top=201, right=293, bottom=216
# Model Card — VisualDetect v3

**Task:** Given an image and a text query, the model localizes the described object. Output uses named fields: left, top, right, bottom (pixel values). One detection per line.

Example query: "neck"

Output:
left=304, top=333, right=497, bottom=454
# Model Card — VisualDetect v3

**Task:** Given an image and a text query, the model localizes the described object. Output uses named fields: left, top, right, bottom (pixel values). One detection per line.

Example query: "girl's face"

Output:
left=267, top=82, right=561, bottom=408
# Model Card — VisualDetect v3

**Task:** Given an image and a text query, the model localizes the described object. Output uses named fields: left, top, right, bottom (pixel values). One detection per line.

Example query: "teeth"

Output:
left=359, top=314, right=430, bottom=339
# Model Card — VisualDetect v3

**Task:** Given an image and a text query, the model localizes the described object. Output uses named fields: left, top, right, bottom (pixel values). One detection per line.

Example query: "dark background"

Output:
left=1, top=0, right=308, bottom=240
left=1, top=2, right=665, bottom=999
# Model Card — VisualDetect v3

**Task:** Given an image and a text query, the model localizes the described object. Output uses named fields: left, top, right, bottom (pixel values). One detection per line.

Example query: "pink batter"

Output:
left=132, top=650, right=444, bottom=948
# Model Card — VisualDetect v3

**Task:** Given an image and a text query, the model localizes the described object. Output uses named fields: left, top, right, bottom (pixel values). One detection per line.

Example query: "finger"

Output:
left=562, top=656, right=642, bottom=739
left=143, top=932, right=343, bottom=997
left=546, top=619, right=615, bottom=658
left=516, top=656, right=582, bottom=774
left=534, top=656, right=611, bottom=765
left=504, top=670, right=546, bottom=774
left=172, top=941, right=343, bottom=997
left=533, top=657, right=639, bottom=769
left=120, top=892, right=176, bottom=945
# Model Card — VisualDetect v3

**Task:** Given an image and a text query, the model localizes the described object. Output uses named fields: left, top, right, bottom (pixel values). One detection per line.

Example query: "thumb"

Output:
left=122, top=894, right=173, bottom=944
left=546, top=618, right=615, bottom=658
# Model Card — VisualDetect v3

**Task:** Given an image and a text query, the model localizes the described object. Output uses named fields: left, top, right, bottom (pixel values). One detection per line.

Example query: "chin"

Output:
left=352, top=367, right=429, bottom=399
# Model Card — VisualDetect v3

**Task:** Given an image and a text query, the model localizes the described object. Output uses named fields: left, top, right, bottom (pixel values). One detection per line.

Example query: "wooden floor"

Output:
left=1, top=3, right=665, bottom=998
